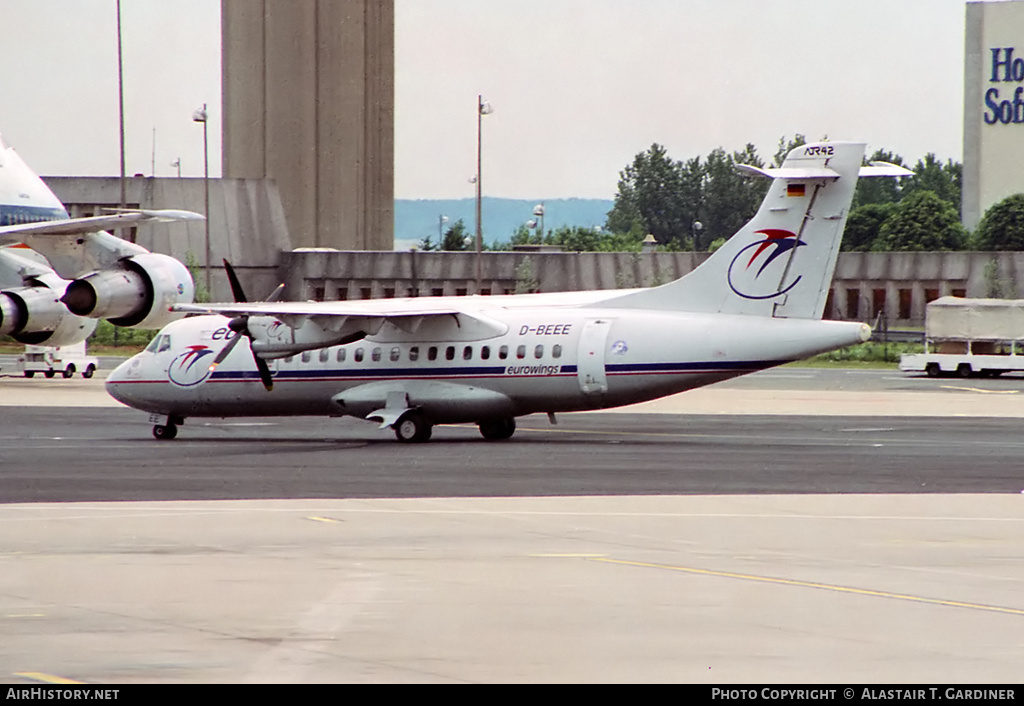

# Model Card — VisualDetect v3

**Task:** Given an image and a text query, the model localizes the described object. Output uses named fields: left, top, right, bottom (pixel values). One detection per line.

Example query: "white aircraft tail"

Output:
left=0, top=134, right=68, bottom=223
left=601, top=142, right=905, bottom=320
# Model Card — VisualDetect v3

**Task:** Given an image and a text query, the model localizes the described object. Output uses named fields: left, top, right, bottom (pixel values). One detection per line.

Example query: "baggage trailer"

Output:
left=17, top=341, right=99, bottom=379
left=900, top=297, right=1024, bottom=377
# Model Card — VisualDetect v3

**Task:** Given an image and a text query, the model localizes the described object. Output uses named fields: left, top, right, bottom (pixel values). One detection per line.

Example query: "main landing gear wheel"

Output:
left=153, top=423, right=178, bottom=440
left=478, top=417, right=516, bottom=441
left=394, top=412, right=432, bottom=443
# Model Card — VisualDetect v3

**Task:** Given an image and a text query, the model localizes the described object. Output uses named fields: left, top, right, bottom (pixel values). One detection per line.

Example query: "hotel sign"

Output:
left=985, top=47, right=1024, bottom=124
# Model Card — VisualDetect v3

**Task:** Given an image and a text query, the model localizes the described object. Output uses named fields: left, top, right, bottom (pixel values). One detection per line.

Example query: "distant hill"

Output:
left=394, top=197, right=614, bottom=250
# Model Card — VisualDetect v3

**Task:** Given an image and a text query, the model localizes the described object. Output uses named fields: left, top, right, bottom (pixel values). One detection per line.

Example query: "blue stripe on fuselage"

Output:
left=606, top=360, right=778, bottom=374
left=204, top=360, right=782, bottom=383
left=0, top=204, right=68, bottom=226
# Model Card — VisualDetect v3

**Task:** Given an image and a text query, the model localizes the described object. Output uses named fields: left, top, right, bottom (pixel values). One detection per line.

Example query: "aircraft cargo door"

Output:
left=577, top=319, right=612, bottom=395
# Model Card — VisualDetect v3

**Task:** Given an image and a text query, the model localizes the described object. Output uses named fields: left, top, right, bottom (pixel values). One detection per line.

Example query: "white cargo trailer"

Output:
left=900, top=297, right=1024, bottom=377
left=17, top=341, right=99, bottom=379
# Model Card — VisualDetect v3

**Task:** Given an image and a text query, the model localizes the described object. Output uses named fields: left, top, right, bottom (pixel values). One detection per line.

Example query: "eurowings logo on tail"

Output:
left=727, top=229, right=806, bottom=300
left=168, top=345, right=215, bottom=387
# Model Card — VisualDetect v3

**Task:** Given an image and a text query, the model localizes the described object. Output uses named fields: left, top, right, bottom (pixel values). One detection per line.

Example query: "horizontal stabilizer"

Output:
left=734, top=164, right=841, bottom=180
left=735, top=162, right=912, bottom=180
left=859, top=161, right=914, bottom=178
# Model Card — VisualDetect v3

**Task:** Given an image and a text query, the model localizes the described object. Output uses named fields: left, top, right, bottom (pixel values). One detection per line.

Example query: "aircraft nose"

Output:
left=105, top=354, right=146, bottom=407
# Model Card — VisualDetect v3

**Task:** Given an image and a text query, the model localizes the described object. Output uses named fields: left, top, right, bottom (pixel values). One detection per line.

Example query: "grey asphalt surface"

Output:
left=1, top=408, right=1024, bottom=503
left=2, top=368, right=1024, bottom=683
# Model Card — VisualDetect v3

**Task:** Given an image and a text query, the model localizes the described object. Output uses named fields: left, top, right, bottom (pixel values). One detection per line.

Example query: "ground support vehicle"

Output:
left=900, top=297, right=1024, bottom=378
left=17, top=341, right=98, bottom=379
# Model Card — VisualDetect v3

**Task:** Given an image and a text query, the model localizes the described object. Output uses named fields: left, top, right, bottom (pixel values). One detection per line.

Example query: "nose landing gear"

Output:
left=152, top=414, right=185, bottom=440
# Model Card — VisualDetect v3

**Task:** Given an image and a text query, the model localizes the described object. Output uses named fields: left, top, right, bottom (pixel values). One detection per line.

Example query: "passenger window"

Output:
left=372, top=347, right=382, bottom=362
left=498, top=345, right=508, bottom=360
left=446, top=346, right=455, bottom=361
left=285, top=355, right=294, bottom=364
left=301, top=351, right=312, bottom=363
left=534, top=344, right=544, bottom=359
left=481, top=346, right=490, bottom=360
left=390, top=347, right=401, bottom=362
left=463, top=346, right=473, bottom=360
left=409, top=346, right=420, bottom=362
left=516, top=345, right=526, bottom=359
left=354, top=348, right=364, bottom=363
left=552, top=344, right=562, bottom=359
left=428, top=346, right=438, bottom=361
left=337, top=348, right=346, bottom=363
left=319, top=349, right=329, bottom=363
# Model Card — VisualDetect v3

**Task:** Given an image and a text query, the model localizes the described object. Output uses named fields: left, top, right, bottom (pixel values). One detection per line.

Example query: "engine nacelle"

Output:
left=0, top=285, right=98, bottom=346
left=61, top=253, right=194, bottom=329
left=247, top=316, right=371, bottom=359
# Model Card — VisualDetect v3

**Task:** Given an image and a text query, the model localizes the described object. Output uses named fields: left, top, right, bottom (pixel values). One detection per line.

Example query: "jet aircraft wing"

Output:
left=0, top=209, right=205, bottom=242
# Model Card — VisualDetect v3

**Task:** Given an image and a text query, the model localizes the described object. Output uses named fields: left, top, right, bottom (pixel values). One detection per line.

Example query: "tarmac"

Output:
left=2, top=367, right=1024, bottom=683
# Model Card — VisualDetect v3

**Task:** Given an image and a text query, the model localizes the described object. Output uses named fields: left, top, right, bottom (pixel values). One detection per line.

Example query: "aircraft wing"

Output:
left=173, top=299, right=509, bottom=342
left=0, top=208, right=204, bottom=242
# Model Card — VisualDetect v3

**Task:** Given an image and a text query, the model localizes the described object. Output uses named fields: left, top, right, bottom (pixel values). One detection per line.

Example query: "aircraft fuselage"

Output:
left=107, top=307, right=869, bottom=423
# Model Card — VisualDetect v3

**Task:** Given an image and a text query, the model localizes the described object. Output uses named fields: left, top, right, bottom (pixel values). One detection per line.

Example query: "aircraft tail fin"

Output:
left=599, top=142, right=907, bottom=319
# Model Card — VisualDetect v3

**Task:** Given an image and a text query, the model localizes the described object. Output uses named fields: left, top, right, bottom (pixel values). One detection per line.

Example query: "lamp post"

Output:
left=691, top=220, right=703, bottom=253
left=532, top=203, right=545, bottom=240
left=192, top=104, right=210, bottom=298
left=438, top=214, right=448, bottom=247
left=475, top=95, right=493, bottom=291
left=116, top=0, right=127, bottom=240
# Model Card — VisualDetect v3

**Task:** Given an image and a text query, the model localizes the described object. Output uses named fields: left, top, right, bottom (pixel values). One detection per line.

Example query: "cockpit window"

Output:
left=145, top=334, right=171, bottom=353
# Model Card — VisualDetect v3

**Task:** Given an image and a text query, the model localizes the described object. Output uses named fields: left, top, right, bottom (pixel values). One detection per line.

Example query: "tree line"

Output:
left=421, top=135, right=1024, bottom=253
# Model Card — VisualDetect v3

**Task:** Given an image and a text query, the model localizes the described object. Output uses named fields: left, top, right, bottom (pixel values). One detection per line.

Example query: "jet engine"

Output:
left=0, top=283, right=97, bottom=346
left=61, top=253, right=194, bottom=329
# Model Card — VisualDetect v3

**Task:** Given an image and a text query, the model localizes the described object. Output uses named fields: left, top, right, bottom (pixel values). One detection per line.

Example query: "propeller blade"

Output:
left=210, top=331, right=244, bottom=369
left=222, top=259, right=248, bottom=302
left=219, top=260, right=278, bottom=391
left=265, top=283, right=286, bottom=303
left=254, top=353, right=274, bottom=391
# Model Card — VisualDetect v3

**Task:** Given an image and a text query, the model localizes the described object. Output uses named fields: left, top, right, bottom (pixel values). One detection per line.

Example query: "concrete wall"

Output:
left=221, top=0, right=394, bottom=251
left=279, top=250, right=711, bottom=302
left=280, top=249, right=1024, bottom=327
left=43, top=176, right=291, bottom=302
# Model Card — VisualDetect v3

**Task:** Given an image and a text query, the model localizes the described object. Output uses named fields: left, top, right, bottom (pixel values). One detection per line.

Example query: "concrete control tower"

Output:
left=221, top=0, right=394, bottom=251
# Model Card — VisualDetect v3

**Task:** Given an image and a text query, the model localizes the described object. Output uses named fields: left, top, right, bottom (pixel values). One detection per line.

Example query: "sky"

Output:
left=0, top=0, right=973, bottom=200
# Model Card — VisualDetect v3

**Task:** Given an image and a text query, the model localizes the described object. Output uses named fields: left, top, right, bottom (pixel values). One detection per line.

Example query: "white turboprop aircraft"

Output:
left=0, top=132, right=201, bottom=346
left=107, top=141, right=909, bottom=442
